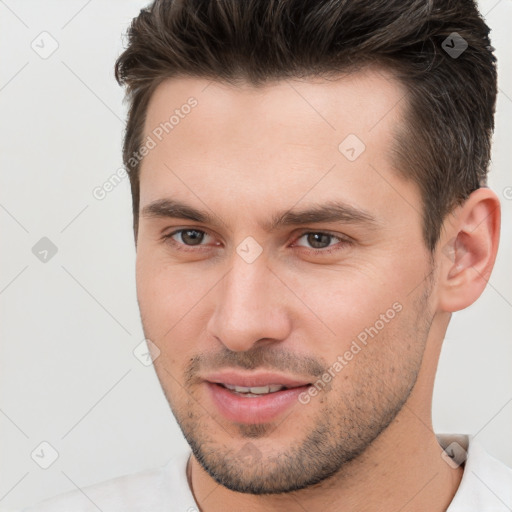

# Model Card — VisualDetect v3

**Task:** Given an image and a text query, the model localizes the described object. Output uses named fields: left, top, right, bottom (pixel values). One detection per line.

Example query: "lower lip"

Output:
left=206, top=382, right=311, bottom=424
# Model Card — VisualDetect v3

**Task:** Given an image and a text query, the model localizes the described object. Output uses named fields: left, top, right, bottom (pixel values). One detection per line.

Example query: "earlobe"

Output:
left=438, top=188, right=500, bottom=313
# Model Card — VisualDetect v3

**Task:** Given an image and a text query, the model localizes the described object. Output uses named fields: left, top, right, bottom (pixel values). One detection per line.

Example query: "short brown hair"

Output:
left=114, top=0, right=497, bottom=250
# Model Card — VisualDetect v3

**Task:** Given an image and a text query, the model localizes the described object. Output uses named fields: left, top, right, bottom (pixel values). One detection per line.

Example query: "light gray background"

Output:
left=1, top=0, right=511, bottom=510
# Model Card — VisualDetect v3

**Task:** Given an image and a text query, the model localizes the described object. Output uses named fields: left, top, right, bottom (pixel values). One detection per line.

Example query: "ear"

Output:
left=437, top=187, right=501, bottom=313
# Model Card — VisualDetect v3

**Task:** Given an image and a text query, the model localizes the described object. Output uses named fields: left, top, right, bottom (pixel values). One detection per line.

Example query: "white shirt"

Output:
left=21, top=434, right=512, bottom=511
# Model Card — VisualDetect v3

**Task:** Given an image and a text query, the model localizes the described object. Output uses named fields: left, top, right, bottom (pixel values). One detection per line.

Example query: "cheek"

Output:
left=315, top=304, right=423, bottom=408
left=136, top=259, right=203, bottom=397
left=282, top=264, right=408, bottom=334
left=280, top=258, right=424, bottom=373
left=136, top=250, right=217, bottom=345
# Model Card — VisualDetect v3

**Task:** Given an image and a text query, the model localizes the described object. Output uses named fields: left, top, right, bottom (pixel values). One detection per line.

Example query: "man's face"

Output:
left=135, top=68, right=437, bottom=493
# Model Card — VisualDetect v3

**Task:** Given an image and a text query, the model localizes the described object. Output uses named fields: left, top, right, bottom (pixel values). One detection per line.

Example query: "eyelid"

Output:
left=292, top=229, right=351, bottom=244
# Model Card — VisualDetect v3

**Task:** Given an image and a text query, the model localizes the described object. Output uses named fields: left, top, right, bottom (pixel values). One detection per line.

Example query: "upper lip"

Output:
left=204, top=371, right=312, bottom=388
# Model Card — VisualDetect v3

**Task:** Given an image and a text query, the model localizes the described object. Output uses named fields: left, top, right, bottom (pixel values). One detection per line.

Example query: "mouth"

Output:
left=203, top=372, right=313, bottom=424
left=214, top=382, right=307, bottom=397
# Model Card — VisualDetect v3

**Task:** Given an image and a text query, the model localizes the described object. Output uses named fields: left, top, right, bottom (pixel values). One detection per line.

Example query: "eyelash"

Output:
left=161, top=228, right=352, bottom=255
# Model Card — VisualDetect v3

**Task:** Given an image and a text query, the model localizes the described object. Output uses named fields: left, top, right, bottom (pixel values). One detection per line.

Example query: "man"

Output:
left=23, top=0, right=511, bottom=510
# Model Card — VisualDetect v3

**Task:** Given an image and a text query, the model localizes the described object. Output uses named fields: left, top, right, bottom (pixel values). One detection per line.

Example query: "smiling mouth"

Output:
left=216, top=382, right=309, bottom=396
left=205, top=380, right=313, bottom=423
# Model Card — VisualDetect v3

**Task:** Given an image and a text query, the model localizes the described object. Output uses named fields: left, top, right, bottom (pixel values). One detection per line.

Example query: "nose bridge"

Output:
left=222, top=251, right=273, bottom=321
left=207, top=249, right=290, bottom=351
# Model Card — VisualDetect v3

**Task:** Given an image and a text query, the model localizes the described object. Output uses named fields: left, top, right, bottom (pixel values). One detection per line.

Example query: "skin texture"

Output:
left=135, top=67, right=500, bottom=511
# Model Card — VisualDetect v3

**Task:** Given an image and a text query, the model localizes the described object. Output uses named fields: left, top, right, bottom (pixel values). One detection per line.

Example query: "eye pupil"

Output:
left=182, top=229, right=204, bottom=245
left=307, top=233, right=331, bottom=249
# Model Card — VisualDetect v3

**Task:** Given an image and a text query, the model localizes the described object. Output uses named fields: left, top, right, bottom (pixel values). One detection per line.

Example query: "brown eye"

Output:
left=305, top=233, right=333, bottom=249
left=162, top=229, right=214, bottom=251
left=175, top=229, right=205, bottom=246
left=295, top=232, right=342, bottom=250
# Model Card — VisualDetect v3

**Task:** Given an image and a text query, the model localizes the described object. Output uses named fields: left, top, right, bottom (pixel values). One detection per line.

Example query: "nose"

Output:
left=206, top=252, right=292, bottom=352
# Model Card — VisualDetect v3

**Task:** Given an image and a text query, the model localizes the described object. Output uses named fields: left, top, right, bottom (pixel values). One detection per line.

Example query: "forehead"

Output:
left=144, top=66, right=406, bottom=145
left=138, top=67, right=419, bottom=232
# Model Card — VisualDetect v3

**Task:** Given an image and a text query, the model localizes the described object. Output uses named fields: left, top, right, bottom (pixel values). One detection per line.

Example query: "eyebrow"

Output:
left=141, top=198, right=379, bottom=231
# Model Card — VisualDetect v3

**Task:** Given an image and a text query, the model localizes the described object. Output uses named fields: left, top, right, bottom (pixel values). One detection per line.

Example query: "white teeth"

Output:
left=223, top=384, right=286, bottom=394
